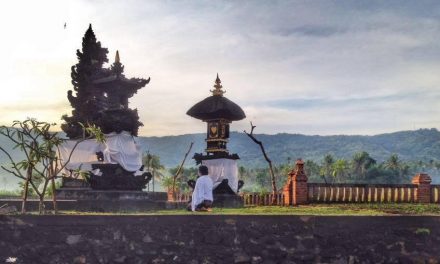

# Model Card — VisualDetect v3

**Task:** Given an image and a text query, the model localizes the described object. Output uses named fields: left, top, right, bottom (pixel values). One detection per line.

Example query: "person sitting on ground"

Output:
left=190, top=165, right=213, bottom=212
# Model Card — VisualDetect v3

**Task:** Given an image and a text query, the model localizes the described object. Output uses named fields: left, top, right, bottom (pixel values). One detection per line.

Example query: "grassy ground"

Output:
left=0, top=189, right=21, bottom=197
left=54, top=203, right=440, bottom=216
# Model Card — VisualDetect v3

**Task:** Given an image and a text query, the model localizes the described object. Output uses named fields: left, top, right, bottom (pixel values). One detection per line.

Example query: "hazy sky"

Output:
left=1, top=0, right=440, bottom=136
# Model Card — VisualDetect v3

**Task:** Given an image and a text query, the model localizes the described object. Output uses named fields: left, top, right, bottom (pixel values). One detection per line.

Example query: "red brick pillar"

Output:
left=282, top=171, right=293, bottom=206
left=167, top=188, right=175, bottom=202
left=412, top=173, right=432, bottom=203
left=292, top=159, right=308, bottom=205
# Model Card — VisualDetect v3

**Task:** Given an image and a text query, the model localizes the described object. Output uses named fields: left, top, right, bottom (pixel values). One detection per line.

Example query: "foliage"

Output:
left=133, top=129, right=440, bottom=168
left=234, top=151, right=423, bottom=191
left=143, top=152, right=165, bottom=191
left=0, top=118, right=104, bottom=214
left=0, top=189, right=21, bottom=197
left=166, top=166, right=198, bottom=194
left=143, top=153, right=165, bottom=173
left=160, top=176, right=174, bottom=189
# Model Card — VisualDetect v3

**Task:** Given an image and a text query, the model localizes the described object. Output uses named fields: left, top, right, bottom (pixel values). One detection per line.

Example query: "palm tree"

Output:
left=352, top=151, right=376, bottom=179
left=332, top=159, right=348, bottom=182
left=320, top=154, right=335, bottom=183
left=143, top=153, right=165, bottom=192
left=385, top=154, right=400, bottom=171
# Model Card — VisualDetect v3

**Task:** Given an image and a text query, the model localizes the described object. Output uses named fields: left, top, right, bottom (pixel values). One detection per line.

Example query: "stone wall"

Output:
left=1, top=215, right=439, bottom=263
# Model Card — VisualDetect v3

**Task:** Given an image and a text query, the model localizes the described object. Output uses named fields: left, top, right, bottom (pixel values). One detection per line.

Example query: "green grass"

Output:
left=54, top=203, right=440, bottom=216
left=0, top=189, right=21, bottom=197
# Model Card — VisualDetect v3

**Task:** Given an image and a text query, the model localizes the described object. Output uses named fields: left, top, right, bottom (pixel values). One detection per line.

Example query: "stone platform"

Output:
left=0, top=198, right=168, bottom=212
left=53, top=188, right=168, bottom=212
left=48, top=177, right=168, bottom=212
left=1, top=215, right=439, bottom=263
left=56, top=188, right=167, bottom=201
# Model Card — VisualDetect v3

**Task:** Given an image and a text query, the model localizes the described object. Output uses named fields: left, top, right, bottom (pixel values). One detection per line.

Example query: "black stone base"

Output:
left=213, top=179, right=244, bottom=208
left=61, top=177, right=90, bottom=188
left=53, top=186, right=168, bottom=212
left=90, top=163, right=152, bottom=191
left=56, top=189, right=167, bottom=201
left=213, top=194, right=244, bottom=208
left=0, top=199, right=168, bottom=212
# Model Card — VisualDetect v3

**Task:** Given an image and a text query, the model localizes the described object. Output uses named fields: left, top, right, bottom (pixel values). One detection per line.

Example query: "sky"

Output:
left=1, top=0, right=440, bottom=136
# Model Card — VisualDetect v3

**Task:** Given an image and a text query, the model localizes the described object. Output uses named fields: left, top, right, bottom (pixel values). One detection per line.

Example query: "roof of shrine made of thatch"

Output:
left=186, top=74, right=246, bottom=121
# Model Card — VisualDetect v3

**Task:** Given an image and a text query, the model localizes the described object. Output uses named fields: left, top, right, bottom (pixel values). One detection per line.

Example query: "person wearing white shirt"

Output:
left=190, top=165, right=214, bottom=212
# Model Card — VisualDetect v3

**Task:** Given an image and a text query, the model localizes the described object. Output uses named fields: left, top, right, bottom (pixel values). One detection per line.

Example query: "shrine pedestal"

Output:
left=89, top=163, right=152, bottom=191
left=213, top=194, right=244, bottom=208
left=55, top=177, right=167, bottom=212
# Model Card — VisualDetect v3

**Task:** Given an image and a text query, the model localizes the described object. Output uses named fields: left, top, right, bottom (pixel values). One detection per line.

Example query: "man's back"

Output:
left=195, top=175, right=213, bottom=199
left=191, top=175, right=213, bottom=211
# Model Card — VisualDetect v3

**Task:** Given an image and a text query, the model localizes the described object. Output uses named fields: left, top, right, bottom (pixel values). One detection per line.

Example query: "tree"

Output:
left=0, top=118, right=103, bottom=214
left=143, top=152, right=165, bottom=191
left=171, top=142, right=193, bottom=200
left=255, top=170, right=269, bottom=189
left=244, top=122, right=277, bottom=204
left=304, top=160, right=320, bottom=182
left=352, top=151, right=376, bottom=180
left=332, top=159, right=348, bottom=182
left=384, top=154, right=401, bottom=171
left=320, top=154, right=335, bottom=183
left=238, top=166, right=247, bottom=181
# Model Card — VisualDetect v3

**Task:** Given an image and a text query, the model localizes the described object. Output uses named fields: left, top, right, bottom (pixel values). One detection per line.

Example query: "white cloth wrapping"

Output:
left=191, top=175, right=214, bottom=211
left=59, top=139, right=105, bottom=174
left=58, top=131, right=143, bottom=175
left=202, top=159, right=239, bottom=193
left=102, top=131, right=143, bottom=172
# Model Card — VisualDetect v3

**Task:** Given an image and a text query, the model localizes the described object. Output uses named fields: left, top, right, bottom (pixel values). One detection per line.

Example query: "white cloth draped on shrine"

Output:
left=59, top=139, right=104, bottom=173
left=202, top=159, right=239, bottom=192
left=103, top=132, right=143, bottom=172
left=59, top=131, right=143, bottom=174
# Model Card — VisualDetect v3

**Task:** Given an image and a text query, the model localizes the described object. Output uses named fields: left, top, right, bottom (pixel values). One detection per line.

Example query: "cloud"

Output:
left=1, top=1, right=440, bottom=136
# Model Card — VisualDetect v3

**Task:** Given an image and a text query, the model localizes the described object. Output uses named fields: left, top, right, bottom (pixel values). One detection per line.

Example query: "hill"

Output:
left=137, top=128, right=440, bottom=167
left=2, top=128, right=440, bottom=189
left=2, top=128, right=440, bottom=170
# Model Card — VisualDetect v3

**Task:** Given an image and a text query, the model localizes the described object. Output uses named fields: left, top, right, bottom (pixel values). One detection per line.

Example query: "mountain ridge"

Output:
left=1, top=128, right=440, bottom=169
left=136, top=128, right=440, bottom=167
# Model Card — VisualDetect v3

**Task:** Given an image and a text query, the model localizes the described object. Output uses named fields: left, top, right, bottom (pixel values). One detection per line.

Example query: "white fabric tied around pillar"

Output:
left=202, top=159, right=239, bottom=193
left=59, top=131, right=143, bottom=175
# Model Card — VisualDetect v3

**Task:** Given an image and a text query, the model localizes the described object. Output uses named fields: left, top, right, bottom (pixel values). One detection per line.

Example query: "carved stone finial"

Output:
left=111, top=50, right=124, bottom=76
left=210, top=73, right=226, bottom=96
left=289, top=159, right=307, bottom=182
left=115, top=50, right=120, bottom=63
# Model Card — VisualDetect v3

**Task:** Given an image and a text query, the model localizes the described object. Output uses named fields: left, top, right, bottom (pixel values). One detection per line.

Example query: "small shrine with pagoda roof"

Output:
left=187, top=75, right=246, bottom=203
left=187, top=74, right=245, bottom=161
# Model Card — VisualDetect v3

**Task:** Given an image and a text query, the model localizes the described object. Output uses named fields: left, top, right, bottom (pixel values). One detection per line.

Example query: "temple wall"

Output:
left=1, top=215, right=439, bottom=263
